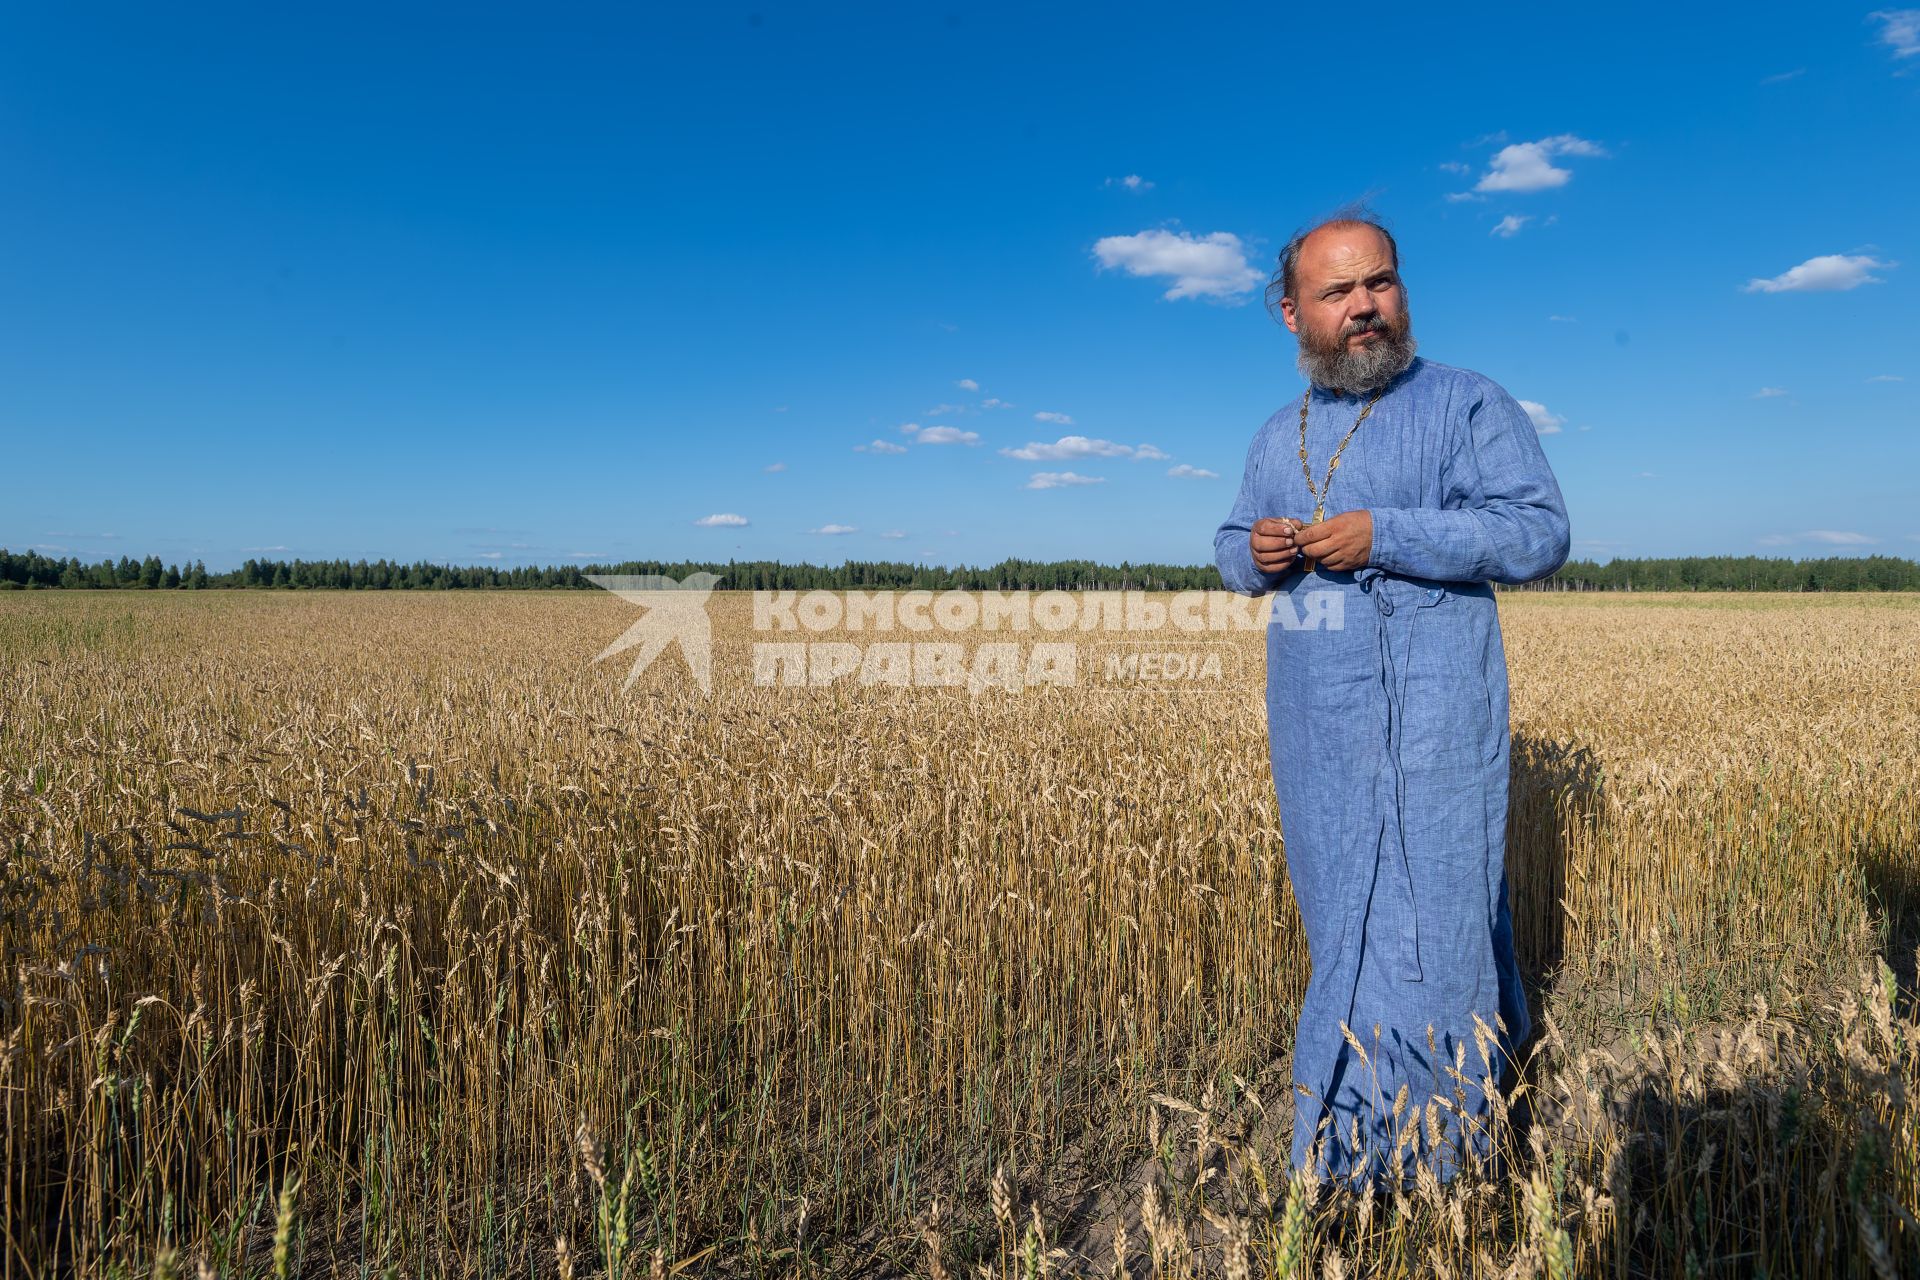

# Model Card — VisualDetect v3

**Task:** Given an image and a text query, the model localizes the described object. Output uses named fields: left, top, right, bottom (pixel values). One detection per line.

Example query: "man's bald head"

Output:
left=1264, top=214, right=1401, bottom=319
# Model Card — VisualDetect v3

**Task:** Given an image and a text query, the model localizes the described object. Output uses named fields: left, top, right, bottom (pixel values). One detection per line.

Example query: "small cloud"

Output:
left=1167, top=464, right=1218, bottom=479
left=1132, top=444, right=1170, bottom=461
left=880, top=530, right=909, bottom=540
left=1437, top=160, right=1471, bottom=175
left=1517, top=400, right=1566, bottom=434
left=1753, top=386, right=1790, bottom=398
left=956, top=378, right=980, bottom=391
left=1548, top=314, right=1577, bottom=323
left=1026, top=471, right=1105, bottom=490
left=981, top=397, right=1014, bottom=409
left=1034, top=411, right=1075, bottom=425
left=1760, top=67, right=1806, bottom=84
left=1868, top=374, right=1905, bottom=382
left=773, top=405, right=790, bottom=413
left=568, top=552, right=605, bottom=559
left=1744, top=253, right=1894, bottom=293
left=243, top=545, right=292, bottom=553
left=907, top=425, right=980, bottom=445
left=1757, top=529, right=1879, bottom=546
left=807, top=523, right=858, bottom=535
left=477, top=551, right=504, bottom=560
left=1871, top=9, right=1920, bottom=59
left=30, top=543, right=69, bottom=552
left=1104, top=174, right=1155, bottom=191
left=924, top=402, right=969, bottom=417
left=694, top=513, right=750, bottom=527
left=1092, top=228, right=1263, bottom=301
left=855, top=439, right=909, bottom=454
left=46, top=530, right=119, bottom=539
left=1000, top=435, right=1157, bottom=461
left=1491, top=215, right=1532, bottom=238
left=763, top=461, right=788, bottom=472
left=1469, top=134, right=1607, bottom=194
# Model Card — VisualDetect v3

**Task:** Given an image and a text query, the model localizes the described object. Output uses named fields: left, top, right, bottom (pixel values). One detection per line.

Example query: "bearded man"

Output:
left=1214, top=213, right=1570, bottom=1189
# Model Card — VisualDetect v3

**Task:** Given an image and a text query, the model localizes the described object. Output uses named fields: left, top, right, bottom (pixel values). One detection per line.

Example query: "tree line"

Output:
left=3, top=548, right=1918, bottom=592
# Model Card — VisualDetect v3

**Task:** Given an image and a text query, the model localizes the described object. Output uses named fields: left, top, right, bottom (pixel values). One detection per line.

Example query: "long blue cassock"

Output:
left=1214, top=355, right=1569, bottom=1189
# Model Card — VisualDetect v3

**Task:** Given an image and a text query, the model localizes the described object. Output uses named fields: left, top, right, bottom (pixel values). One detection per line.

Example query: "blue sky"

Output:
left=2, top=2, right=1916, bottom=571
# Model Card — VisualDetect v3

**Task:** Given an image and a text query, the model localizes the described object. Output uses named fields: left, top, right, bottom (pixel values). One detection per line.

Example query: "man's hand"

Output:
left=1295, top=510, right=1373, bottom=572
left=1251, top=517, right=1306, bottom=575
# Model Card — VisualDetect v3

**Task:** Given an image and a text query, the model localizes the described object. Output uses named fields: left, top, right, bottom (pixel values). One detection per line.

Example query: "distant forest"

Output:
left=3, top=548, right=1919, bottom=592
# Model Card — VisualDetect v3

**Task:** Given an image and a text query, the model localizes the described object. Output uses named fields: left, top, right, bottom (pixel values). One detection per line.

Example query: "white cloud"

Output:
left=1000, top=435, right=1166, bottom=462
left=1518, top=400, right=1566, bottom=433
left=1868, top=374, right=1905, bottom=382
left=956, top=378, right=980, bottom=391
left=46, top=530, right=118, bottom=539
left=567, top=552, right=605, bottom=559
left=907, top=424, right=980, bottom=445
left=855, top=439, right=909, bottom=454
left=31, top=543, right=69, bottom=552
left=1753, top=387, right=1790, bottom=398
left=1034, top=410, right=1075, bottom=425
left=1757, top=530, right=1879, bottom=546
left=1026, top=471, right=1105, bottom=490
left=694, top=513, right=749, bottom=527
left=243, top=545, right=292, bottom=552
left=981, top=397, right=1014, bottom=409
left=924, top=402, right=969, bottom=417
left=807, top=524, right=858, bottom=535
left=1091, top=228, right=1263, bottom=301
left=1760, top=68, right=1806, bottom=84
left=1743, top=254, right=1894, bottom=293
left=477, top=552, right=503, bottom=560
left=1437, top=160, right=1471, bottom=175
left=1548, top=314, right=1577, bottom=323
left=1469, top=134, right=1606, bottom=194
left=880, top=530, right=909, bottom=539
left=1871, top=9, right=1920, bottom=58
left=1167, top=464, right=1218, bottom=479
left=1105, top=174, right=1155, bottom=191
left=1491, top=215, right=1532, bottom=238
left=763, top=461, right=788, bottom=472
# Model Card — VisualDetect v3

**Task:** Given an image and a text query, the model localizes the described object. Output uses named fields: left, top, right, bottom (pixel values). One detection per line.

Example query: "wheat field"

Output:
left=0, top=590, right=1915, bottom=1278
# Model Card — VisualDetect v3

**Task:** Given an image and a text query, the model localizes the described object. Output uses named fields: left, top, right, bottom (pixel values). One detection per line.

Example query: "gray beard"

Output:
left=1297, top=323, right=1418, bottom=395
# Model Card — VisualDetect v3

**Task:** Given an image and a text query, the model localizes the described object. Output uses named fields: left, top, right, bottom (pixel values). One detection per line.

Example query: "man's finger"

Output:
left=1295, top=524, right=1333, bottom=548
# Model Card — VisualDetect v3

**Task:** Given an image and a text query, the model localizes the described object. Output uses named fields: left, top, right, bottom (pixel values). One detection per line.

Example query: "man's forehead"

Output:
left=1298, top=225, right=1396, bottom=281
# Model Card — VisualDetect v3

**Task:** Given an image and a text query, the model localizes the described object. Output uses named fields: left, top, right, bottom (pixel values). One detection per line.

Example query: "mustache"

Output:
left=1343, top=314, right=1391, bottom=337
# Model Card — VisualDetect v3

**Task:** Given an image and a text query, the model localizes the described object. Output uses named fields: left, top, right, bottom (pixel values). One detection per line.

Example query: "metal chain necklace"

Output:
left=1297, top=385, right=1388, bottom=524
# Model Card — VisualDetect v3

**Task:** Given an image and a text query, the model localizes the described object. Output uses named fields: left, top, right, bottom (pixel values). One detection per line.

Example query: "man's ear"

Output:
left=1278, top=296, right=1299, bottom=334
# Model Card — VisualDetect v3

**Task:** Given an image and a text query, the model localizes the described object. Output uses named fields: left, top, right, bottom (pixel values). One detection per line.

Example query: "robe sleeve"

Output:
left=1366, top=381, right=1571, bottom=585
left=1214, top=421, right=1292, bottom=597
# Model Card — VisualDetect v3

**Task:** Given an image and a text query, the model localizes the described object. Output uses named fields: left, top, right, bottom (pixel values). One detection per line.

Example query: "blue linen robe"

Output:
left=1214, top=355, right=1570, bottom=1188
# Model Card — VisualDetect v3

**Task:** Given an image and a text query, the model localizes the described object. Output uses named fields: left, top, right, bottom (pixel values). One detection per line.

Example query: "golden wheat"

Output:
left=0, top=589, right=1914, bottom=1277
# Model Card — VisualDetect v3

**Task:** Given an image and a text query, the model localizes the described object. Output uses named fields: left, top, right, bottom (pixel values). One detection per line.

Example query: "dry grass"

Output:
left=0, top=590, right=1915, bottom=1277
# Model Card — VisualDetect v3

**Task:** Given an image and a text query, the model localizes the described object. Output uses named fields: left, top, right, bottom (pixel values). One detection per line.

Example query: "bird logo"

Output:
left=586, top=573, right=721, bottom=694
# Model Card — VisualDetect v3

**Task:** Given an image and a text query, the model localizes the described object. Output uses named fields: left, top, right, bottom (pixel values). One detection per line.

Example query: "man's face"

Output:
left=1280, top=224, right=1416, bottom=393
